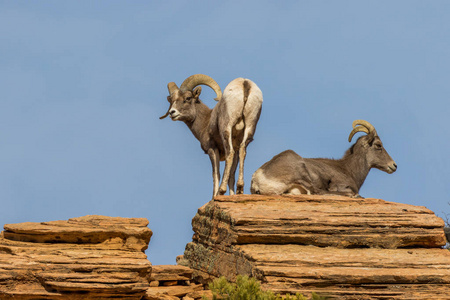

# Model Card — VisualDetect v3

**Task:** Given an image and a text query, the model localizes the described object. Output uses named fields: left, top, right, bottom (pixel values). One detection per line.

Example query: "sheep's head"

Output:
left=160, top=74, right=222, bottom=122
left=348, top=120, right=397, bottom=174
left=161, top=85, right=202, bottom=123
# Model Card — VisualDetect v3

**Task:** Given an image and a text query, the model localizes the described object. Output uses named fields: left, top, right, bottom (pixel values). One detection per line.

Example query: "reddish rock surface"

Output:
left=0, top=215, right=152, bottom=299
left=184, top=195, right=450, bottom=299
left=145, top=265, right=212, bottom=300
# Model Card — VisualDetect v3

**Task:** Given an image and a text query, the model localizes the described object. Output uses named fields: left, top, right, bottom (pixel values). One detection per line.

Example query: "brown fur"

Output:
left=161, top=76, right=263, bottom=198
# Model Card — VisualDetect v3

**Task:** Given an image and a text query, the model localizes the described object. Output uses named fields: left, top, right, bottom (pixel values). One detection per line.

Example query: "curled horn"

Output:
left=180, top=74, right=222, bottom=101
left=348, top=120, right=378, bottom=142
left=160, top=82, right=179, bottom=119
left=159, top=108, right=170, bottom=120
left=167, top=82, right=179, bottom=95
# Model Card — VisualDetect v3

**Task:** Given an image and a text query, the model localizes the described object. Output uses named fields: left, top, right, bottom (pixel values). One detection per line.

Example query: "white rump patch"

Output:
left=251, top=169, right=288, bottom=195
left=235, top=119, right=245, bottom=131
left=251, top=169, right=310, bottom=195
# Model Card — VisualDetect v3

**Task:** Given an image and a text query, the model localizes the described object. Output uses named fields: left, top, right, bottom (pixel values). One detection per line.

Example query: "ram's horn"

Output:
left=348, top=120, right=378, bottom=142
left=352, top=120, right=376, bottom=134
left=167, top=82, right=179, bottom=95
left=159, top=109, right=170, bottom=120
left=160, top=82, right=178, bottom=119
left=180, top=74, right=222, bottom=101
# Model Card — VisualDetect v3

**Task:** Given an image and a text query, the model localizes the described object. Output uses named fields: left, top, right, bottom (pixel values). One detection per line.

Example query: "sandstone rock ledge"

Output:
left=0, top=215, right=152, bottom=299
left=183, top=195, right=450, bottom=299
left=145, top=265, right=212, bottom=300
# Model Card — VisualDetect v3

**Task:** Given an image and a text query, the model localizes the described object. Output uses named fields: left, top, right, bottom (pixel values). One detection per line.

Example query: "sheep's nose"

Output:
left=391, top=162, right=398, bottom=172
left=169, top=110, right=176, bottom=115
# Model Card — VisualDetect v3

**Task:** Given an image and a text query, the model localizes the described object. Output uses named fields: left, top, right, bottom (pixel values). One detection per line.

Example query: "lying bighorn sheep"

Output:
left=250, top=120, right=397, bottom=197
left=160, top=74, right=263, bottom=197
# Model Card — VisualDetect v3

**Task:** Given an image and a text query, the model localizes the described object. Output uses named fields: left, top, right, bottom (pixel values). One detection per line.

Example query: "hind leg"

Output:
left=236, top=130, right=252, bottom=194
left=218, top=126, right=235, bottom=195
left=228, top=151, right=239, bottom=195
left=236, top=108, right=260, bottom=194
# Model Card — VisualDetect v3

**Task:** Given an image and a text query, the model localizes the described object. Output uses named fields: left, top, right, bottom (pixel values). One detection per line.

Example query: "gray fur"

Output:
left=251, top=125, right=396, bottom=198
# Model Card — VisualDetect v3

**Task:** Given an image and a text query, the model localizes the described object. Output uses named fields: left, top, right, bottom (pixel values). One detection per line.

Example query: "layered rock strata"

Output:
left=0, top=215, right=152, bottom=299
left=184, top=195, right=450, bottom=299
left=145, top=265, right=212, bottom=300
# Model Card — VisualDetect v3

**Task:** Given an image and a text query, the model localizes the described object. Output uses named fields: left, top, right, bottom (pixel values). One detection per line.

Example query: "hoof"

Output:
left=218, top=186, right=227, bottom=195
left=237, top=182, right=244, bottom=194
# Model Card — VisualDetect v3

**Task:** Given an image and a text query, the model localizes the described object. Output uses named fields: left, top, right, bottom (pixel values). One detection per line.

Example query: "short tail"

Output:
left=243, top=79, right=251, bottom=105
left=235, top=80, right=252, bottom=131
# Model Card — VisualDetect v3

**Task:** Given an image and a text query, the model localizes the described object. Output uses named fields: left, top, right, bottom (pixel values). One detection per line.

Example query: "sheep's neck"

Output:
left=341, top=152, right=371, bottom=190
left=185, top=103, right=212, bottom=151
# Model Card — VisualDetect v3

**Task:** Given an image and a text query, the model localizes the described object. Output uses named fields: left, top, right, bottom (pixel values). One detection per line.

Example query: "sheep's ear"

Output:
left=167, top=95, right=172, bottom=103
left=193, top=86, right=202, bottom=103
left=193, top=86, right=202, bottom=97
left=367, top=132, right=376, bottom=146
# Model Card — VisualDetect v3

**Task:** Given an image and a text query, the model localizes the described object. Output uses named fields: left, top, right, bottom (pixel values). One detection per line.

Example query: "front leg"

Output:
left=208, top=148, right=221, bottom=198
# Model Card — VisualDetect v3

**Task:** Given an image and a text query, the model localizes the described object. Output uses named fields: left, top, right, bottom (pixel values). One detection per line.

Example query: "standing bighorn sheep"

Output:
left=160, top=74, right=263, bottom=197
left=250, top=120, right=397, bottom=197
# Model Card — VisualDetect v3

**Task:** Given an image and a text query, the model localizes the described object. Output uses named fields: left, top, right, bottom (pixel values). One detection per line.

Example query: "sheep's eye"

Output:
left=184, top=97, right=191, bottom=103
left=375, top=144, right=382, bottom=150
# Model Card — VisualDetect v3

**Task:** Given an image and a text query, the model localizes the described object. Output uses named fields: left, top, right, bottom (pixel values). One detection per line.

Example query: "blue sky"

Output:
left=1, top=1, right=449, bottom=264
